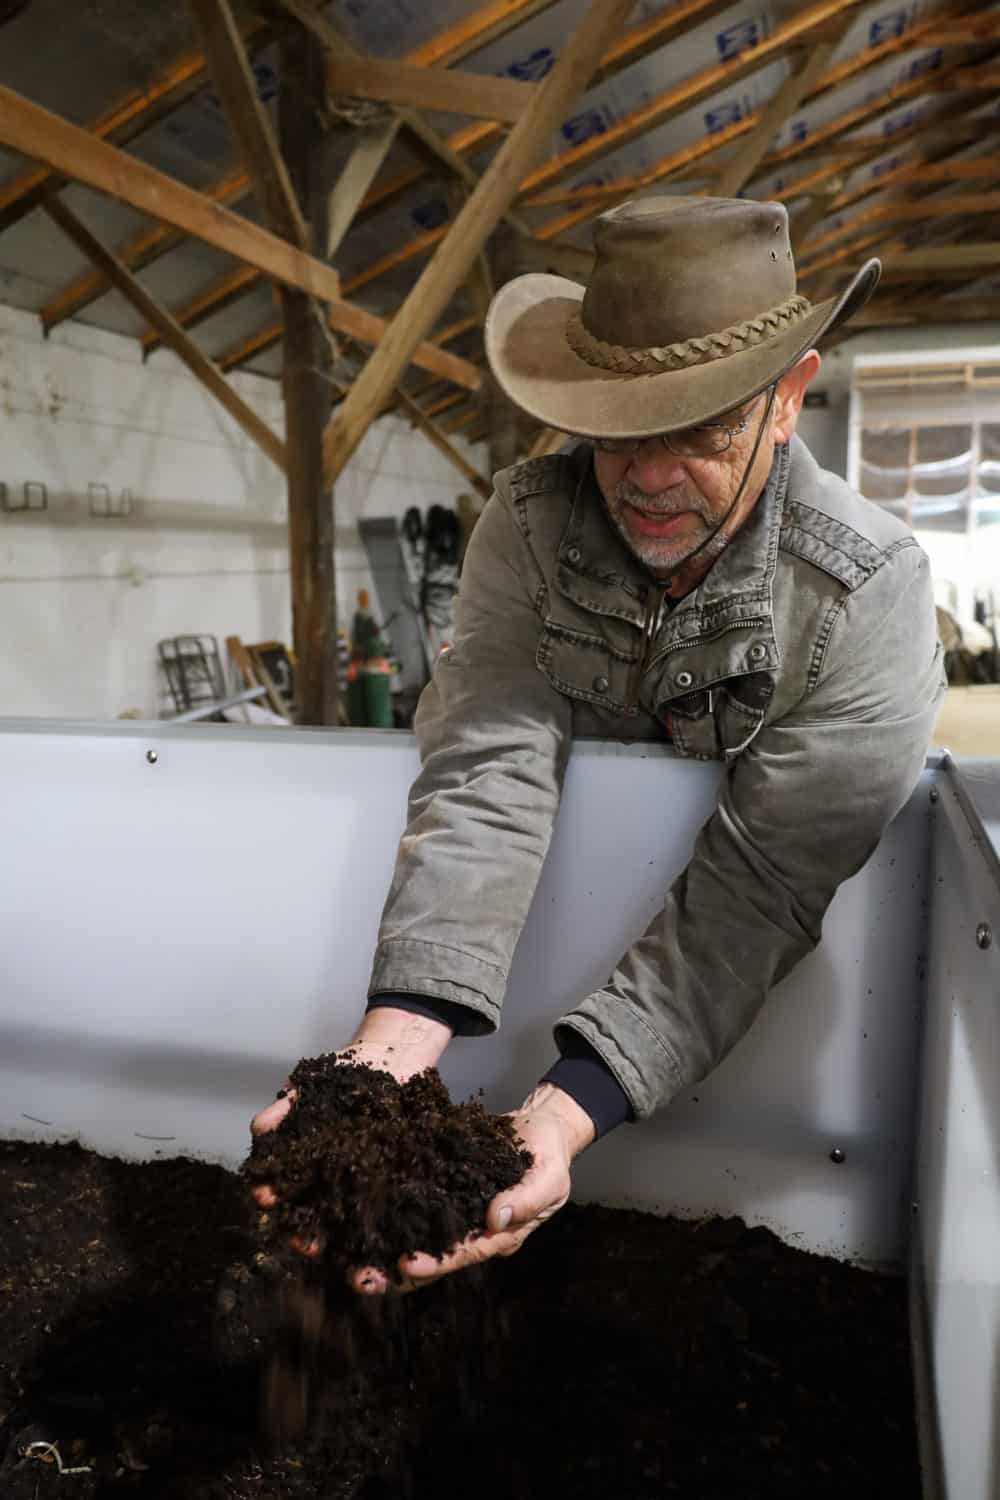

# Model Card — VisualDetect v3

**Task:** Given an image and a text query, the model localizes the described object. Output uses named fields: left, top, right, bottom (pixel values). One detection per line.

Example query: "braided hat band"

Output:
left=565, top=292, right=813, bottom=375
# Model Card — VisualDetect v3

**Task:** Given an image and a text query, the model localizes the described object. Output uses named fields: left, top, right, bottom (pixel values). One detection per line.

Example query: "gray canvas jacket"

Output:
left=369, top=435, right=945, bottom=1118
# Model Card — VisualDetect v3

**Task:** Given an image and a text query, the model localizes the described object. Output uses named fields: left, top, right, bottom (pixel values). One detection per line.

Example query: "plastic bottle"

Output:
left=351, top=589, right=380, bottom=662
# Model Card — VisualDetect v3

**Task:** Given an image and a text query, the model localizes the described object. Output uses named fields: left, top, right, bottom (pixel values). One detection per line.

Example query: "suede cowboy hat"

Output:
left=485, top=194, right=880, bottom=440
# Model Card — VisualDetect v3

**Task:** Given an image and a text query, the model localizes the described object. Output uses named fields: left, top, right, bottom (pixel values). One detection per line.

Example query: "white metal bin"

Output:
left=1, top=721, right=997, bottom=1498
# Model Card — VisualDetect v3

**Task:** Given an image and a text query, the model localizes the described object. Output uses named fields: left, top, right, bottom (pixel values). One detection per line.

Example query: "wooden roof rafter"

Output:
left=45, top=195, right=287, bottom=470
left=134, top=0, right=741, bottom=359
left=347, top=0, right=742, bottom=226
left=34, top=0, right=564, bottom=335
left=798, top=191, right=1000, bottom=264
left=0, top=8, right=276, bottom=234
left=321, top=0, right=638, bottom=485
left=3, top=0, right=995, bottom=403
left=149, top=0, right=993, bottom=374
left=0, top=85, right=480, bottom=391
left=214, top=27, right=1000, bottom=377
left=531, top=24, right=997, bottom=243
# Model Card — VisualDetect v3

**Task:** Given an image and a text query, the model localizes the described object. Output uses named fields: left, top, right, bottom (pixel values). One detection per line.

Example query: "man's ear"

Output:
left=773, top=350, right=822, bottom=443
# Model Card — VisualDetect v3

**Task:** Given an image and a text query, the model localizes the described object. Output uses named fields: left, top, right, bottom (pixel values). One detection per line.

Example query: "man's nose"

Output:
left=626, top=442, right=688, bottom=493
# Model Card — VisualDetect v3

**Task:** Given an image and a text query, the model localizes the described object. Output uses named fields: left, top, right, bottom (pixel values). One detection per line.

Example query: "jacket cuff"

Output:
left=367, top=992, right=485, bottom=1038
left=541, top=1032, right=633, bottom=1138
left=369, top=937, right=502, bottom=1035
left=554, top=1000, right=686, bottom=1121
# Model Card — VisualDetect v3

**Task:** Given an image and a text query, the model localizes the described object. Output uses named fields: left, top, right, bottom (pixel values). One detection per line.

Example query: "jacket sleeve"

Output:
left=557, top=539, right=946, bottom=1118
left=368, top=487, right=573, bottom=1033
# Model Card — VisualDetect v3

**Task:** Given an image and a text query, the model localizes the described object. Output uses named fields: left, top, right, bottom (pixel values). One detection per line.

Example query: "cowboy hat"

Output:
left=485, top=195, right=879, bottom=440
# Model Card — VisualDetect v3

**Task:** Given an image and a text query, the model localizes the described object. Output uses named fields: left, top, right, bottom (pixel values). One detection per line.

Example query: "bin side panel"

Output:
left=0, top=721, right=930, bottom=1265
left=914, top=775, right=1000, bottom=1500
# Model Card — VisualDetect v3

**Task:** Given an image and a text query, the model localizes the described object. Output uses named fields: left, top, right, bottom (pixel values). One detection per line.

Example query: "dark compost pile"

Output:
left=0, top=1128, right=921, bottom=1500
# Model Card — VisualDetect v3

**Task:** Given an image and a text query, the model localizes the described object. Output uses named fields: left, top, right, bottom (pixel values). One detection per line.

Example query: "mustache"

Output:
left=612, top=479, right=711, bottom=521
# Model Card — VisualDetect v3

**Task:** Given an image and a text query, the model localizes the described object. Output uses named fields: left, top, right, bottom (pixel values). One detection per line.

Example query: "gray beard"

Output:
left=604, top=481, right=726, bottom=577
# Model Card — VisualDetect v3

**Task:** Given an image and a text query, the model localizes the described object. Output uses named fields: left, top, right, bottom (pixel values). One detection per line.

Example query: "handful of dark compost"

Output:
left=244, top=1053, right=533, bottom=1281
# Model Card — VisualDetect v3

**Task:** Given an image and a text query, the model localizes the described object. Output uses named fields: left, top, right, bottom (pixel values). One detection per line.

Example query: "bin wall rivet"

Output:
left=146, top=749, right=158, bottom=765
left=976, top=923, right=992, bottom=950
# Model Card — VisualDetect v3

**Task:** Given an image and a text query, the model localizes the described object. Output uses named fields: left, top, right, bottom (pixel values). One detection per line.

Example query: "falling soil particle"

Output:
left=0, top=1135, right=920, bottom=1499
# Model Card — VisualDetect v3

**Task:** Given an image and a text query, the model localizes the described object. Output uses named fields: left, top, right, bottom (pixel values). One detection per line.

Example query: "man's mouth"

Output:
left=625, top=503, right=695, bottom=538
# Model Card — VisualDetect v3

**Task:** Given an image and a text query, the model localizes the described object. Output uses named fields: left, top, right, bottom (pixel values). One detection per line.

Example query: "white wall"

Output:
left=0, top=305, right=485, bottom=719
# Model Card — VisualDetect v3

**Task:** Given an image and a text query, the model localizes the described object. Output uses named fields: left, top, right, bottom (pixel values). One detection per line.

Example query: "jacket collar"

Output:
left=556, top=439, right=792, bottom=691
left=559, top=438, right=788, bottom=611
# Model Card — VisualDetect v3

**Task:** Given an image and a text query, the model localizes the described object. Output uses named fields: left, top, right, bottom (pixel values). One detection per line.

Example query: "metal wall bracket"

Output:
left=1, top=480, right=49, bottom=513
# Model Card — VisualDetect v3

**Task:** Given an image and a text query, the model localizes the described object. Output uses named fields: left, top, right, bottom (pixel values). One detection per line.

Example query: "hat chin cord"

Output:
left=650, top=383, right=778, bottom=583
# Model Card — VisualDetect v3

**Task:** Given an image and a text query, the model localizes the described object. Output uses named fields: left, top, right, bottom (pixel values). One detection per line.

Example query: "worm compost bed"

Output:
left=0, top=1121, right=919, bottom=1500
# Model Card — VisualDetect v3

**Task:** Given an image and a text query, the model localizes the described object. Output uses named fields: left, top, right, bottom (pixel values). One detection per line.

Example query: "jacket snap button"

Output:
left=676, top=670, right=694, bottom=689
left=566, top=546, right=582, bottom=564
left=593, top=675, right=610, bottom=694
left=748, top=643, right=767, bottom=663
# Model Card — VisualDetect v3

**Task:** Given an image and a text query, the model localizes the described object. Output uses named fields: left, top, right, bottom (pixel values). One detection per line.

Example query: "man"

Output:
left=254, top=196, right=944, bottom=1290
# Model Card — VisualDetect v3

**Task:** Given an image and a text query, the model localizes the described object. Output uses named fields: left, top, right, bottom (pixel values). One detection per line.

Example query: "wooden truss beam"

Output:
left=829, top=152, right=1000, bottom=219
left=791, top=184, right=847, bottom=254
left=281, top=1, right=541, bottom=242
left=326, top=53, right=533, bottom=123
left=852, top=295, right=1000, bottom=326
left=351, top=0, right=561, bottom=70
left=532, top=46, right=993, bottom=244
left=350, top=0, right=738, bottom=224
left=44, top=197, right=286, bottom=471
left=321, top=0, right=635, bottom=486
left=394, top=389, right=492, bottom=499
left=130, top=0, right=733, bottom=358
left=795, top=0, right=998, bottom=104
left=0, top=14, right=269, bottom=235
left=524, top=0, right=990, bottom=213
left=800, top=191, right=1000, bottom=262
left=801, top=228, right=1000, bottom=286
left=190, top=0, right=956, bottom=347
left=761, top=56, right=999, bottom=175
left=37, top=167, right=249, bottom=334
left=880, top=243, right=1000, bottom=277
left=515, top=0, right=874, bottom=201
left=0, top=87, right=336, bottom=295
left=218, top=311, right=475, bottom=380
left=34, top=0, right=559, bottom=336
left=187, top=0, right=309, bottom=247
left=326, top=116, right=401, bottom=258
left=766, top=117, right=1000, bottom=230
left=713, top=15, right=855, bottom=199
left=0, top=86, right=479, bottom=391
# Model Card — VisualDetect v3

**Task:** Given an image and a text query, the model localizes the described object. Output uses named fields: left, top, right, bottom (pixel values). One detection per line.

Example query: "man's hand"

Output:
left=249, top=1007, right=453, bottom=1238
left=353, top=1081, right=595, bottom=1295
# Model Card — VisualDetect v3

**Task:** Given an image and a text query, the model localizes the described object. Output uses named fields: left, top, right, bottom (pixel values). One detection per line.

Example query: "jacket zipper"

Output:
left=631, top=611, right=769, bottom=711
left=646, top=615, right=767, bottom=673
left=629, top=584, right=670, bottom=710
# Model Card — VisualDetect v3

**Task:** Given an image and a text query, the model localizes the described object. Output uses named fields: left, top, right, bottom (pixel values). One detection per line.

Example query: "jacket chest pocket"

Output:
left=664, top=675, right=772, bottom=761
left=536, top=621, right=638, bottom=716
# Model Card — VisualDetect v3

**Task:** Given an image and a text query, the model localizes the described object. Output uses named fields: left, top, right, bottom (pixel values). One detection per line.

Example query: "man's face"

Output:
left=591, top=353, right=819, bottom=581
left=593, top=394, right=775, bottom=578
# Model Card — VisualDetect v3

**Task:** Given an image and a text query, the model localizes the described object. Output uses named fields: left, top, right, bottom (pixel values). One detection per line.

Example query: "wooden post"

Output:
left=279, top=29, right=340, bottom=725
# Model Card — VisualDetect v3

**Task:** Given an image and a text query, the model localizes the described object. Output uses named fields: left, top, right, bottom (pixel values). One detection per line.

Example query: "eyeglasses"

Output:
left=592, top=389, right=771, bottom=460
